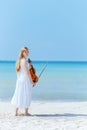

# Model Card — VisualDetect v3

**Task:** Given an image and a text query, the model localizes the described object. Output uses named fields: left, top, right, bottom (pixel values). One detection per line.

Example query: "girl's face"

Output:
left=26, top=49, right=29, bottom=56
left=23, top=50, right=28, bottom=58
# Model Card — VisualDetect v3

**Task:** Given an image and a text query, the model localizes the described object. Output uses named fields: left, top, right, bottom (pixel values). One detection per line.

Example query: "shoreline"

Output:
left=1, top=99, right=87, bottom=103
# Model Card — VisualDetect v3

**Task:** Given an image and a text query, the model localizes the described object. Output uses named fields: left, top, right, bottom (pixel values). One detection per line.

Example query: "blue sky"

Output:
left=0, top=0, right=87, bottom=61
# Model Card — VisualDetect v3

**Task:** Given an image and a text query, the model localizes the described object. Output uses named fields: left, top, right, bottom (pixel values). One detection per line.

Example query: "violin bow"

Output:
left=38, top=62, right=48, bottom=79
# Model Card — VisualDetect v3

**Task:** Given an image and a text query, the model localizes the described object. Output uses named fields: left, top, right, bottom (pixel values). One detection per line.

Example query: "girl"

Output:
left=11, top=47, right=34, bottom=116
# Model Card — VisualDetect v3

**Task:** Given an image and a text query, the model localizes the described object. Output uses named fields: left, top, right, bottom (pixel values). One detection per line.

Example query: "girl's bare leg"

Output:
left=25, top=108, right=28, bottom=115
left=15, top=108, right=18, bottom=116
left=25, top=108, right=31, bottom=116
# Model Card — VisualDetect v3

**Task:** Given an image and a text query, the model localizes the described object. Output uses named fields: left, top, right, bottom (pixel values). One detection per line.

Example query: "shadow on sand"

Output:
left=31, top=113, right=87, bottom=117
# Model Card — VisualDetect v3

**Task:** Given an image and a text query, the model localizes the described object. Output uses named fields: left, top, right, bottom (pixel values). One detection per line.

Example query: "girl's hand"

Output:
left=32, top=82, right=36, bottom=87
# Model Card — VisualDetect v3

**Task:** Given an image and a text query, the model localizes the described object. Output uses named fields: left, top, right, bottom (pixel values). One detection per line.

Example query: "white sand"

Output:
left=0, top=101, right=87, bottom=130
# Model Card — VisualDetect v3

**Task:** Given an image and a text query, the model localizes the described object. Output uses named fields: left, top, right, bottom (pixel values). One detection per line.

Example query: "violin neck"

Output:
left=28, top=58, right=35, bottom=70
left=31, top=65, right=33, bottom=68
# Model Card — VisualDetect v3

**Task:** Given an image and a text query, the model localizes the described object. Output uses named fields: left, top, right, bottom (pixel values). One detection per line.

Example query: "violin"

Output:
left=28, top=58, right=38, bottom=83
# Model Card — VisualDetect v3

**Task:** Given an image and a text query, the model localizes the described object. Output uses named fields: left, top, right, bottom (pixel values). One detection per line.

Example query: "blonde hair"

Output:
left=16, top=47, right=27, bottom=72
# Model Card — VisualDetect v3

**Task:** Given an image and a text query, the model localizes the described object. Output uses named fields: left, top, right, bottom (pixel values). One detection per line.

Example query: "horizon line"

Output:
left=0, top=60, right=87, bottom=63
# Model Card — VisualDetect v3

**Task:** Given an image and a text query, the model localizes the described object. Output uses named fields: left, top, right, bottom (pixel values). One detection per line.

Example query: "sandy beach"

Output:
left=0, top=101, right=87, bottom=130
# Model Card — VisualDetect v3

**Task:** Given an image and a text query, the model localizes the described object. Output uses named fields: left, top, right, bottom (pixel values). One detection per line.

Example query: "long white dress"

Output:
left=11, top=58, right=32, bottom=108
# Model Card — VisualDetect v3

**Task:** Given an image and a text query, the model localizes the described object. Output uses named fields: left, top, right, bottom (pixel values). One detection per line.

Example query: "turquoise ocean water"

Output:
left=0, top=61, right=87, bottom=101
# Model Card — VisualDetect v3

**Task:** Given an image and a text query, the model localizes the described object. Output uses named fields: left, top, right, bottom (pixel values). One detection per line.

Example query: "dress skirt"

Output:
left=11, top=75, right=32, bottom=108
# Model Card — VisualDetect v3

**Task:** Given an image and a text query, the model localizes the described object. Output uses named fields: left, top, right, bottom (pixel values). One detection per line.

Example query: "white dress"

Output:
left=11, top=58, right=32, bottom=108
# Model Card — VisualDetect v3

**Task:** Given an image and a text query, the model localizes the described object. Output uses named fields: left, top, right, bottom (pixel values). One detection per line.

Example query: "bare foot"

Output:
left=15, top=113, right=18, bottom=116
left=19, top=113, right=25, bottom=116
left=25, top=113, right=31, bottom=116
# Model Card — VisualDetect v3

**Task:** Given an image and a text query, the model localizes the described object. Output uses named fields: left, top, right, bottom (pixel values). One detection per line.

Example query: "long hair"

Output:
left=16, top=48, right=27, bottom=72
